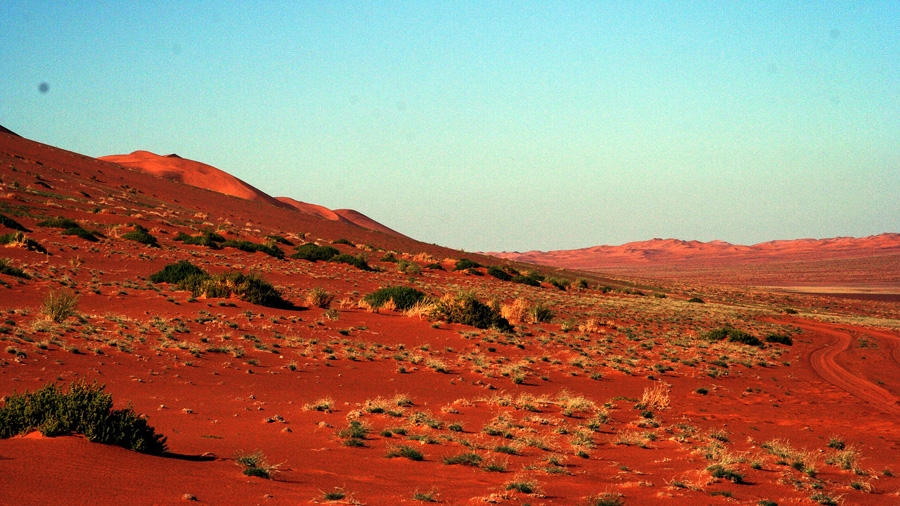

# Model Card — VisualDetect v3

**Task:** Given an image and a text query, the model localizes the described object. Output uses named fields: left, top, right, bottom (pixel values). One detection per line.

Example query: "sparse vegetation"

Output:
left=234, top=449, right=279, bottom=478
left=0, top=381, right=167, bottom=454
left=121, top=224, right=159, bottom=247
left=42, top=289, right=78, bottom=323
left=364, top=286, right=426, bottom=311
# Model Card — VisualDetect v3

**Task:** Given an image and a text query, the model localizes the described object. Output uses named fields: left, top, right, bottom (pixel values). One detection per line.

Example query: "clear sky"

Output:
left=2, top=2, right=898, bottom=252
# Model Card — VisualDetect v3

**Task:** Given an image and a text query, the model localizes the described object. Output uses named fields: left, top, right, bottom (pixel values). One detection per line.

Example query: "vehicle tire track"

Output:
left=798, top=321, right=900, bottom=416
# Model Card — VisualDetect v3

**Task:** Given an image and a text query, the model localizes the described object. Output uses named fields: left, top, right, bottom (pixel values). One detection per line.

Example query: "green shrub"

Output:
left=443, top=452, right=482, bottom=466
left=221, top=240, right=283, bottom=259
left=332, top=238, right=354, bottom=246
left=37, top=216, right=80, bottom=229
left=122, top=225, right=159, bottom=247
left=191, top=272, right=291, bottom=309
left=42, top=289, right=78, bottom=323
left=487, top=266, right=512, bottom=281
left=397, top=259, right=422, bottom=275
left=529, top=303, right=554, bottom=323
left=234, top=449, right=278, bottom=478
left=707, top=464, right=744, bottom=483
left=292, top=243, right=340, bottom=261
left=150, top=261, right=207, bottom=284
left=511, top=273, right=542, bottom=287
left=687, top=297, right=705, bottom=303
left=0, top=258, right=29, bottom=279
left=547, top=277, right=570, bottom=291
left=0, top=381, right=167, bottom=454
left=62, top=226, right=98, bottom=242
left=701, top=328, right=762, bottom=347
left=266, top=234, right=293, bottom=245
left=425, top=263, right=444, bottom=271
left=0, top=213, right=28, bottom=231
left=381, top=252, right=399, bottom=262
left=364, top=286, right=426, bottom=311
left=0, top=232, right=47, bottom=253
left=454, top=258, right=482, bottom=271
left=765, top=333, right=793, bottom=346
left=385, top=444, right=424, bottom=461
left=433, top=291, right=512, bottom=332
left=174, top=230, right=225, bottom=248
left=332, top=253, right=372, bottom=271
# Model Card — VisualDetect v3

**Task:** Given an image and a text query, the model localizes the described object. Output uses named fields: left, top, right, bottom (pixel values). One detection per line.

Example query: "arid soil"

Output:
left=2, top=130, right=899, bottom=505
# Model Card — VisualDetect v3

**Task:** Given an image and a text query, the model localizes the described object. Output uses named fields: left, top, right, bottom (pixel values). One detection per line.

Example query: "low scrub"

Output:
left=765, top=333, right=793, bottom=345
left=487, top=266, right=512, bottom=281
left=0, top=258, right=29, bottom=279
left=432, top=291, right=513, bottom=332
left=221, top=239, right=283, bottom=259
left=292, top=243, right=340, bottom=261
left=0, top=381, right=167, bottom=454
left=42, top=289, right=78, bottom=323
left=0, top=232, right=48, bottom=253
left=121, top=224, right=159, bottom=247
left=0, top=213, right=28, bottom=232
left=332, top=253, right=373, bottom=271
left=149, top=260, right=207, bottom=284
left=174, top=230, right=225, bottom=248
left=150, top=262, right=291, bottom=308
left=364, top=286, right=426, bottom=311
left=701, top=327, right=762, bottom=347
left=62, top=227, right=99, bottom=242
left=454, top=258, right=482, bottom=271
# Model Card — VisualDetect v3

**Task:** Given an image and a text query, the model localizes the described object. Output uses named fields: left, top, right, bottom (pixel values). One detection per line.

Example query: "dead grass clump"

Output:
left=42, top=289, right=79, bottom=323
left=500, top=298, right=529, bottom=325
left=306, top=287, right=335, bottom=309
left=303, top=397, right=335, bottom=413
left=636, top=384, right=670, bottom=413
left=556, top=390, right=596, bottom=417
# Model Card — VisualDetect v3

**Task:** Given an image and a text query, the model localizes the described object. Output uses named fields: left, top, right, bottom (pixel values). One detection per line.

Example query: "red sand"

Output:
left=2, top=129, right=899, bottom=505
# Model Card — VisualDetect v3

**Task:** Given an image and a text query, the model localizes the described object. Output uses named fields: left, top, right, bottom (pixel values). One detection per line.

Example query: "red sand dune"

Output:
left=492, top=235, right=900, bottom=287
left=277, top=197, right=410, bottom=239
left=99, top=150, right=294, bottom=210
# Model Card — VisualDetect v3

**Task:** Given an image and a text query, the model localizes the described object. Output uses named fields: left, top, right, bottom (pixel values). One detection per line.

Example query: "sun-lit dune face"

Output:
left=99, top=151, right=294, bottom=209
left=3, top=130, right=900, bottom=506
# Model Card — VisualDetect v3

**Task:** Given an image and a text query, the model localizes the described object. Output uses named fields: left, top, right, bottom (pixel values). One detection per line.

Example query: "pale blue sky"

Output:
left=2, top=2, right=898, bottom=251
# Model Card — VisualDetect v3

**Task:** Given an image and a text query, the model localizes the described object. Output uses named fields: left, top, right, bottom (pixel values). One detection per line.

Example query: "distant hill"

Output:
left=491, top=235, right=900, bottom=286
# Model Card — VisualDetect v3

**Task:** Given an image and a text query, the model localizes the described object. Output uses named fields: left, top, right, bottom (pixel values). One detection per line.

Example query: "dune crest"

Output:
left=99, top=150, right=292, bottom=209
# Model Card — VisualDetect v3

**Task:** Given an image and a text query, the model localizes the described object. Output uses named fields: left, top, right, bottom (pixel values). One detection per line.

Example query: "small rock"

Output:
left=181, top=493, right=197, bottom=501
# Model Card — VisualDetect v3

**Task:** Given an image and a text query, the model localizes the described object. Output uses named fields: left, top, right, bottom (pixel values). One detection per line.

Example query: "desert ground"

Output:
left=2, top=129, right=899, bottom=505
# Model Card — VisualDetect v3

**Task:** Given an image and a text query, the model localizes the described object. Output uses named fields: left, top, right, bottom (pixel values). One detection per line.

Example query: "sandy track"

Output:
left=796, top=321, right=900, bottom=416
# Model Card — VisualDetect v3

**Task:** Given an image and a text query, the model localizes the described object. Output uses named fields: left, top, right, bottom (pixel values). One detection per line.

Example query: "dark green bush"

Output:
left=0, top=214, right=28, bottom=231
left=150, top=262, right=290, bottom=308
left=547, top=277, right=570, bottom=291
left=122, top=225, right=159, bottom=247
left=221, top=240, right=283, bottom=259
left=364, top=286, right=426, bottom=311
left=0, top=258, right=29, bottom=279
left=266, top=234, right=293, bottom=246
left=687, top=297, right=705, bottom=303
left=37, top=216, right=80, bottom=229
left=487, top=266, right=512, bottom=281
left=433, top=292, right=512, bottom=332
left=62, top=227, right=98, bottom=242
left=332, top=238, right=354, bottom=246
left=292, top=243, right=340, bottom=261
left=381, top=252, right=399, bottom=263
left=174, top=230, right=225, bottom=248
left=332, top=253, right=372, bottom=271
left=425, top=263, right=445, bottom=271
left=701, top=327, right=762, bottom=347
left=0, top=232, right=47, bottom=254
left=150, top=261, right=207, bottom=284
left=765, top=333, right=793, bottom=346
left=188, top=272, right=292, bottom=309
left=0, top=381, right=167, bottom=454
left=454, top=258, right=482, bottom=271
left=511, top=274, right=541, bottom=287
